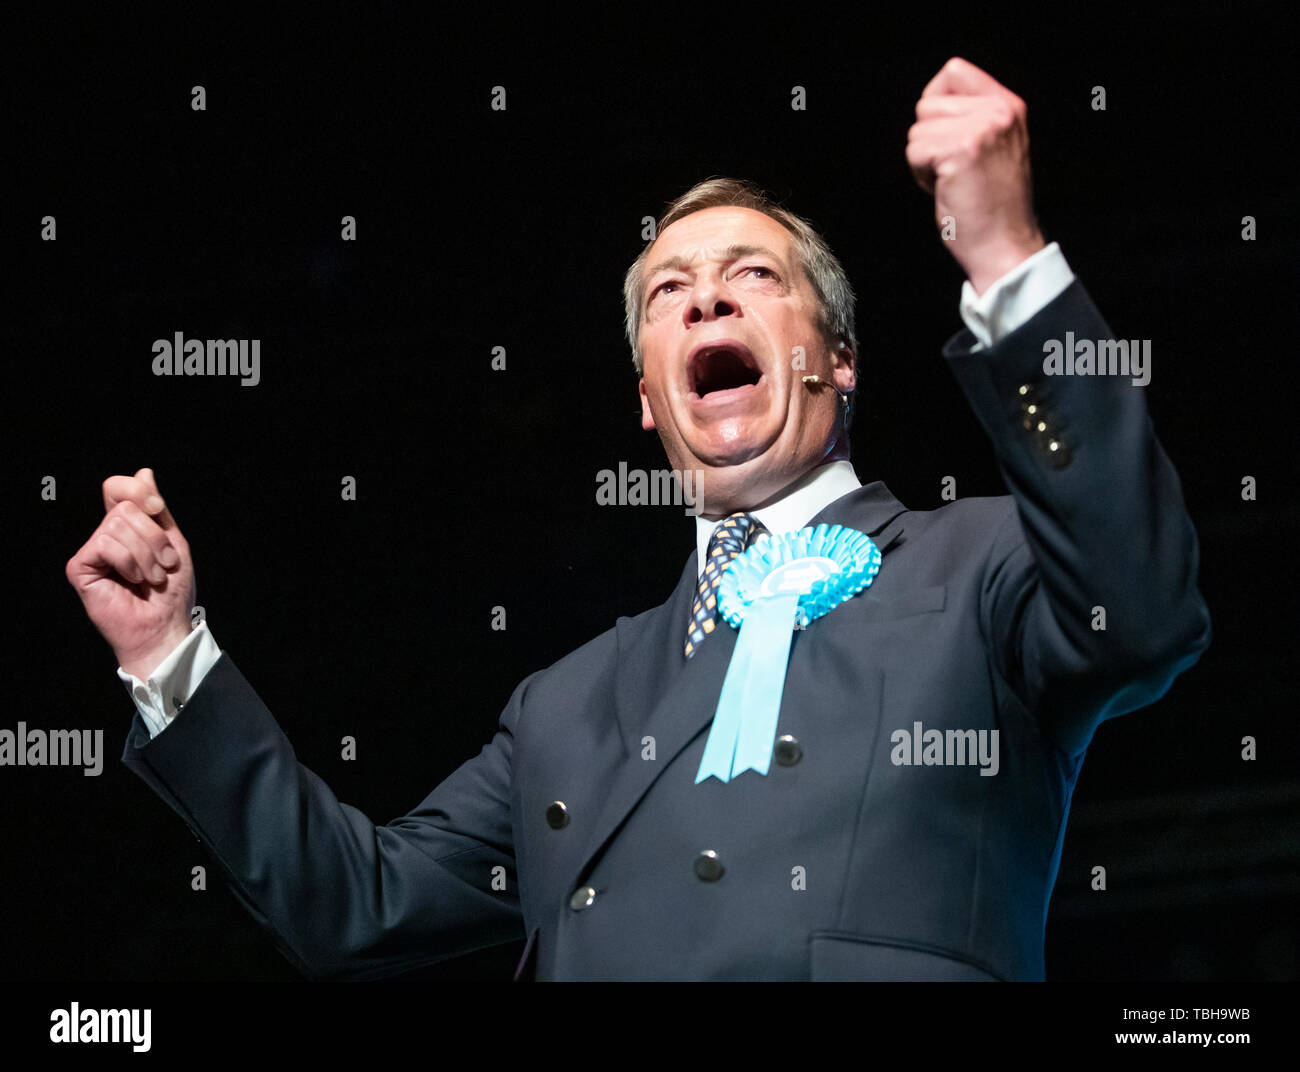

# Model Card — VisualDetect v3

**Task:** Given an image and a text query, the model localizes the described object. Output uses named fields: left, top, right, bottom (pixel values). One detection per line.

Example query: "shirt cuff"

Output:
left=958, top=242, right=1075, bottom=351
left=116, top=621, right=222, bottom=739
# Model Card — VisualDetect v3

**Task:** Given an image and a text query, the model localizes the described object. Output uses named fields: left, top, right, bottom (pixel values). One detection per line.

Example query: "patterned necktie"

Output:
left=685, top=512, right=768, bottom=658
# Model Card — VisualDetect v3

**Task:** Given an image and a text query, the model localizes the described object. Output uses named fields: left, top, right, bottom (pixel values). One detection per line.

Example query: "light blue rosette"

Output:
left=695, top=524, right=882, bottom=784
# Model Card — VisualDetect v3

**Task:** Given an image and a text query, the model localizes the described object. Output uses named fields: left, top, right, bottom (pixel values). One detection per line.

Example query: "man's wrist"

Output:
left=118, top=624, right=193, bottom=681
left=957, top=241, right=1074, bottom=351
left=959, top=230, right=1046, bottom=297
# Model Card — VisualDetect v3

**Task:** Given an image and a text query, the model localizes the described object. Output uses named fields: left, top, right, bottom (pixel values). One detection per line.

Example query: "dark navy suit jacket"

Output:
left=122, top=280, right=1210, bottom=980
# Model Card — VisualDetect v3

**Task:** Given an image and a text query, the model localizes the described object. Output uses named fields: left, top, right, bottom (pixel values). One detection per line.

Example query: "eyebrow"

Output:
left=645, top=243, right=784, bottom=282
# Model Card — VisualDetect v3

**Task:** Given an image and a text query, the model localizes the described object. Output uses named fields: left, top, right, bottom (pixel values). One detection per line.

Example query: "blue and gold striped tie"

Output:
left=684, top=512, right=767, bottom=658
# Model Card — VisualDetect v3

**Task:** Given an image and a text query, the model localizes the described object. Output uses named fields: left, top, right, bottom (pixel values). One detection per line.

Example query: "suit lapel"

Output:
left=573, top=480, right=909, bottom=884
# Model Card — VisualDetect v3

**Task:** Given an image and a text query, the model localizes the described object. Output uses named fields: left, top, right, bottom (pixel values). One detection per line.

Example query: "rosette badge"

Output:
left=696, top=524, right=881, bottom=784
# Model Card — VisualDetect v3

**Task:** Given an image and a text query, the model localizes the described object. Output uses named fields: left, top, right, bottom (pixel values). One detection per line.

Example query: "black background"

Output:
left=5, top=3, right=1297, bottom=983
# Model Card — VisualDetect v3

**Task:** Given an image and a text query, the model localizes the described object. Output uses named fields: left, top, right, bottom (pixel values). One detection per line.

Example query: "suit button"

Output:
left=1017, top=384, right=1036, bottom=400
left=773, top=734, right=802, bottom=766
left=694, top=850, right=724, bottom=882
left=546, top=801, right=569, bottom=829
left=569, top=886, right=597, bottom=910
left=1046, top=438, right=1071, bottom=468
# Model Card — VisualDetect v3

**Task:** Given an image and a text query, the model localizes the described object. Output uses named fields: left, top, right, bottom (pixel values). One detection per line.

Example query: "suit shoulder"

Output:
left=885, top=495, right=1025, bottom=581
left=905, top=494, right=1018, bottom=540
left=515, top=591, right=665, bottom=691
left=517, top=574, right=682, bottom=702
left=527, top=624, right=618, bottom=687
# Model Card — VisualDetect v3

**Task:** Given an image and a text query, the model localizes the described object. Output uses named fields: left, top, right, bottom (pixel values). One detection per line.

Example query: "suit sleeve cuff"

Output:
left=116, top=620, right=222, bottom=739
left=958, top=242, right=1075, bottom=351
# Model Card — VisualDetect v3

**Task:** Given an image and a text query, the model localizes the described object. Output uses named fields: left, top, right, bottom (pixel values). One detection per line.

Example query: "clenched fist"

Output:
left=906, top=56, right=1046, bottom=295
left=65, top=468, right=196, bottom=680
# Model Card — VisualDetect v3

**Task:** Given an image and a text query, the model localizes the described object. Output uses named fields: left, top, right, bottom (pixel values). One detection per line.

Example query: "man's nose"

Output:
left=686, top=275, right=740, bottom=326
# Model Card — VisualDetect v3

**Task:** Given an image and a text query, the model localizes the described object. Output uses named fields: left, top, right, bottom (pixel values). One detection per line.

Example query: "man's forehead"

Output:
left=646, top=206, right=794, bottom=272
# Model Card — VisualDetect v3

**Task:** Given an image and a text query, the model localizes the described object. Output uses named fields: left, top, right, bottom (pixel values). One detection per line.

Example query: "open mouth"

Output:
left=689, top=343, right=762, bottom=398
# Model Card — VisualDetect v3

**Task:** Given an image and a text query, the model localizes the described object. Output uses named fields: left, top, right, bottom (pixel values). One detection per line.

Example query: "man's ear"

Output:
left=831, top=338, right=857, bottom=395
left=637, top=378, right=659, bottom=430
left=638, top=378, right=657, bottom=431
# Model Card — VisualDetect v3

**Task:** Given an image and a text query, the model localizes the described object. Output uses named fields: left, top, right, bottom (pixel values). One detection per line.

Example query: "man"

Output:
left=66, top=58, right=1210, bottom=980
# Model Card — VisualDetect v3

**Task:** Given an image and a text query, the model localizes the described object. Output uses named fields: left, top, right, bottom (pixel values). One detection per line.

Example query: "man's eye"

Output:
left=742, top=266, right=775, bottom=279
left=651, top=281, right=680, bottom=299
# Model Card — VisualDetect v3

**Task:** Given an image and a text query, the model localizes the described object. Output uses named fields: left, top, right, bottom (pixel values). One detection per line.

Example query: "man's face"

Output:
left=637, top=206, right=856, bottom=518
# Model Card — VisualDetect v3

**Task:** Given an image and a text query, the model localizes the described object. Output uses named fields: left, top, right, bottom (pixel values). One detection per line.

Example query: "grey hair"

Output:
left=622, top=177, right=858, bottom=378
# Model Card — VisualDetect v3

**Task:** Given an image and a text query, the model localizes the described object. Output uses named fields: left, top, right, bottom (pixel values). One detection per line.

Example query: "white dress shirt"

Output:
left=693, top=460, right=864, bottom=576
left=120, top=243, right=1075, bottom=737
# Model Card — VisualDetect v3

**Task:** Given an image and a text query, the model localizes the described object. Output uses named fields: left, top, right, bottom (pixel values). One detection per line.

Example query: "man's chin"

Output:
left=676, top=418, right=779, bottom=470
left=683, top=441, right=772, bottom=472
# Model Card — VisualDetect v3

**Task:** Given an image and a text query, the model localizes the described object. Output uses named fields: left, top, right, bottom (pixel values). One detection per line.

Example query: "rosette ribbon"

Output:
left=695, top=524, right=881, bottom=784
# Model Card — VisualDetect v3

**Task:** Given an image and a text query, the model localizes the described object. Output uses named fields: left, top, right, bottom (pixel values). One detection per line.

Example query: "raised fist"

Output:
left=66, top=468, right=196, bottom=680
